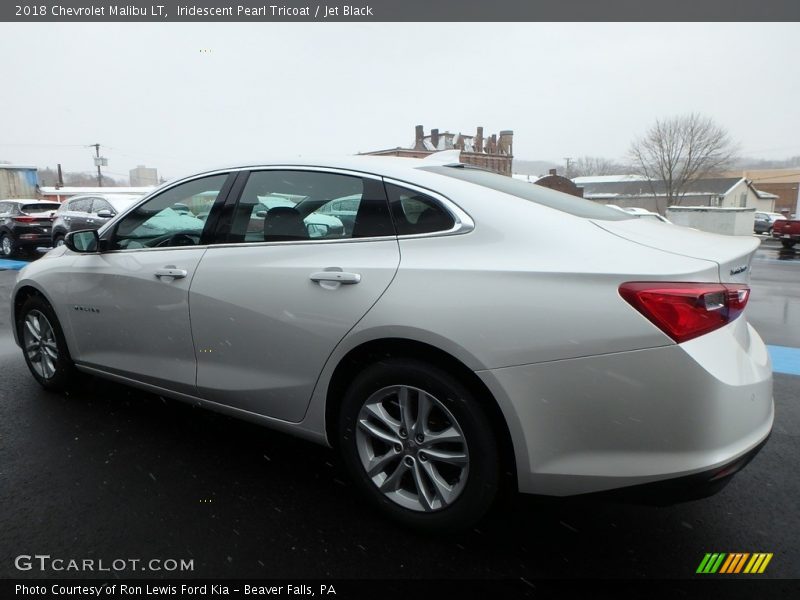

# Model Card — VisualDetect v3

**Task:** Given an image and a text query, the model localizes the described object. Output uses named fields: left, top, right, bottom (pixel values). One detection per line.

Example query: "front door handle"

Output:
left=310, top=271, right=361, bottom=284
left=154, top=266, right=188, bottom=279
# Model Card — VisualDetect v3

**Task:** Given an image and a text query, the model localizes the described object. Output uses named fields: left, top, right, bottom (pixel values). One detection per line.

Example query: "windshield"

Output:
left=423, top=166, right=633, bottom=221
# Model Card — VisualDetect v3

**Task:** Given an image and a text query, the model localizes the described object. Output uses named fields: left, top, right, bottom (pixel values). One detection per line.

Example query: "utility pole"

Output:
left=563, top=157, right=572, bottom=179
left=93, top=143, right=102, bottom=186
left=91, top=143, right=108, bottom=187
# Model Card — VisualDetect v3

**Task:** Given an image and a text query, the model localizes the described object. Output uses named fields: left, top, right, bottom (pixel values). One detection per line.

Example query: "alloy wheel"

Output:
left=355, top=385, right=469, bottom=512
left=22, top=310, right=59, bottom=380
left=1, top=236, right=12, bottom=256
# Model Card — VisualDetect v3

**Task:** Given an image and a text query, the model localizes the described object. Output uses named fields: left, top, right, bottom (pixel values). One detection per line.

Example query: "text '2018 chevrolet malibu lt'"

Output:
left=12, top=152, right=773, bottom=530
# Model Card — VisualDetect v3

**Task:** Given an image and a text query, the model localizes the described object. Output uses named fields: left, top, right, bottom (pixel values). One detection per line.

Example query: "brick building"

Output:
left=364, top=125, right=514, bottom=176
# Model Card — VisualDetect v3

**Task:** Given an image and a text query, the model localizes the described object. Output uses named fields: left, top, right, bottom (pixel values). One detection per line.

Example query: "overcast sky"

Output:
left=1, top=22, right=799, bottom=181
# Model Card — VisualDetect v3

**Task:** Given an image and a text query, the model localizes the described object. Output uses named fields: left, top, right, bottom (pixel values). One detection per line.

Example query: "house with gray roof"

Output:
left=572, top=175, right=775, bottom=214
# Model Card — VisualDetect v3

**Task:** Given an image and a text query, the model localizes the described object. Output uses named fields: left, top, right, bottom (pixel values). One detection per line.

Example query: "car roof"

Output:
left=1, top=198, right=58, bottom=204
left=66, top=193, right=142, bottom=201
left=171, top=154, right=461, bottom=184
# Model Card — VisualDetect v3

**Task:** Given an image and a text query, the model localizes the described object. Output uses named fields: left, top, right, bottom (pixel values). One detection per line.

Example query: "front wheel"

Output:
left=53, top=235, right=65, bottom=247
left=781, top=239, right=796, bottom=249
left=18, top=295, right=80, bottom=391
left=338, top=358, right=499, bottom=531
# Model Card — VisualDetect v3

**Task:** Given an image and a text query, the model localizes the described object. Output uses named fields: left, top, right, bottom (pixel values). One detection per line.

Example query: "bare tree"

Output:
left=569, top=156, right=626, bottom=178
left=629, top=113, right=737, bottom=213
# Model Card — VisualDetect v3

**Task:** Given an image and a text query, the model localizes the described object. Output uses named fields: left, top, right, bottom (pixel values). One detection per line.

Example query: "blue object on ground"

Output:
left=0, top=259, right=29, bottom=271
left=768, top=345, right=800, bottom=377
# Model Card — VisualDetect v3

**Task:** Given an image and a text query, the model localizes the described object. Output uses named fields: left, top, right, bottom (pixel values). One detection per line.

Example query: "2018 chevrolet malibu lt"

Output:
left=11, top=153, right=773, bottom=530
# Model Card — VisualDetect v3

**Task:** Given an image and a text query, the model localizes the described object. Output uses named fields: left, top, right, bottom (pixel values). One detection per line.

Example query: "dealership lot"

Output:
left=0, top=240, right=798, bottom=579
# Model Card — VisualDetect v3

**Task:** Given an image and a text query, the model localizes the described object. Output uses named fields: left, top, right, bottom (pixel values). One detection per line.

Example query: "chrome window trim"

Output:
left=95, top=235, right=401, bottom=256
left=95, top=165, right=475, bottom=253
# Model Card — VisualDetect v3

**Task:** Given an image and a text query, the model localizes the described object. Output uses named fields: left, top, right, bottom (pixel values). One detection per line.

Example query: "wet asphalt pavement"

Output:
left=0, top=238, right=798, bottom=580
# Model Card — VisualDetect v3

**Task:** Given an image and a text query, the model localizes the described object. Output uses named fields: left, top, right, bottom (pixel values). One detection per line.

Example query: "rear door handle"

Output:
left=310, top=271, right=361, bottom=284
left=154, top=266, right=188, bottom=279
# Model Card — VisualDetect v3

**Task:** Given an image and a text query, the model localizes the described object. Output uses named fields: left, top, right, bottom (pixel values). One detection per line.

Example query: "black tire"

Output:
left=1, top=233, right=16, bottom=257
left=780, top=239, right=796, bottom=249
left=53, top=234, right=65, bottom=248
left=338, top=358, right=499, bottom=532
left=17, top=295, right=80, bottom=392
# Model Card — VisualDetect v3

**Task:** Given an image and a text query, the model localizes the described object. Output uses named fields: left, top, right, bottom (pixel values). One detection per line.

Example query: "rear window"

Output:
left=21, top=203, right=60, bottom=214
left=422, top=166, right=634, bottom=221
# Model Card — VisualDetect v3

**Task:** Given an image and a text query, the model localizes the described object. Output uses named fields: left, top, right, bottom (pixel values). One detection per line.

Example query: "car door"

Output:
left=189, top=168, right=400, bottom=422
left=66, top=197, right=93, bottom=232
left=63, top=172, right=234, bottom=394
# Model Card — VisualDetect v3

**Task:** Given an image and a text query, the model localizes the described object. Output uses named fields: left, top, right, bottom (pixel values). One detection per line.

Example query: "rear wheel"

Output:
left=781, top=239, right=796, bottom=249
left=1, top=234, right=15, bottom=257
left=18, top=295, right=80, bottom=392
left=338, top=358, right=499, bottom=531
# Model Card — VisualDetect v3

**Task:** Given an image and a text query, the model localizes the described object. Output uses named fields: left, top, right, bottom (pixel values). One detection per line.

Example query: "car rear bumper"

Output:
left=478, top=318, right=773, bottom=497
left=580, top=432, right=770, bottom=505
left=15, top=233, right=53, bottom=247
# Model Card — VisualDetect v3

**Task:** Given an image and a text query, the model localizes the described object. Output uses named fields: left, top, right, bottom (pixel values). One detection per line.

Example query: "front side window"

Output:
left=111, top=174, right=228, bottom=250
left=91, top=198, right=114, bottom=214
left=385, top=183, right=455, bottom=235
left=227, top=170, right=393, bottom=243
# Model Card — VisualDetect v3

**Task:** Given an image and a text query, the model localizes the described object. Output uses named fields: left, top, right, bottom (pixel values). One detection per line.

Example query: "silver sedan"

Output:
left=11, top=153, right=773, bottom=530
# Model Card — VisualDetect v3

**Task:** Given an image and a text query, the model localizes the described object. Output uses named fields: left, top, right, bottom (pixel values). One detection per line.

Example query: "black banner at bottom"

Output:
left=5, top=579, right=800, bottom=600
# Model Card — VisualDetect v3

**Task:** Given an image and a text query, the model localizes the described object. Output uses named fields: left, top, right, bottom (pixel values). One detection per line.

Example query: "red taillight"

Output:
left=619, top=282, right=749, bottom=343
left=13, top=216, right=53, bottom=223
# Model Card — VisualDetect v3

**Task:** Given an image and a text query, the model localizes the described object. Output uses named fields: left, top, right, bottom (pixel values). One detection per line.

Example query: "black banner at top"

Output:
left=3, top=0, right=800, bottom=22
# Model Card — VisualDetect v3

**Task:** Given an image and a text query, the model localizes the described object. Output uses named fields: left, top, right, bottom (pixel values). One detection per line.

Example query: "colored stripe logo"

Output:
left=696, top=552, right=773, bottom=574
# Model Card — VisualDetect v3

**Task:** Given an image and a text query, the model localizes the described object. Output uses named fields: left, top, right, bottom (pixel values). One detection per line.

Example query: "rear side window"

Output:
left=21, top=203, right=60, bottom=214
left=385, top=184, right=455, bottom=235
left=227, top=170, right=394, bottom=243
left=423, top=166, right=634, bottom=221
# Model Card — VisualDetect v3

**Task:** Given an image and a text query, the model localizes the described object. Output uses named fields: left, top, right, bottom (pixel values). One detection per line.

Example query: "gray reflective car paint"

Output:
left=12, top=156, right=773, bottom=497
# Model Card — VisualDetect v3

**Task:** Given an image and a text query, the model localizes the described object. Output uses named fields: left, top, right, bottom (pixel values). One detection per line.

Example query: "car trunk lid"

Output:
left=591, top=218, right=760, bottom=284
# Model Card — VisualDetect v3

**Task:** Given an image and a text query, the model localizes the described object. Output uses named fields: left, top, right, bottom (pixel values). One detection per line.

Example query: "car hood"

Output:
left=591, top=218, right=760, bottom=284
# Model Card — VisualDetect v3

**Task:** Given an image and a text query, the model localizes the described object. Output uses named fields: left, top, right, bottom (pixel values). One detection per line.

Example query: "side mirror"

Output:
left=65, top=230, right=99, bottom=253
left=96, top=209, right=115, bottom=219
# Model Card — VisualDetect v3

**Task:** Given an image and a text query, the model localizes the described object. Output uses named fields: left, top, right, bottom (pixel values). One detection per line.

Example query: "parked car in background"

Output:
left=11, top=155, right=773, bottom=530
left=51, top=194, right=143, bottom=247
left=0, top=199, right=61, bottom=257
left=772, top=217, right=800, bottom=248
left=753, top=212, right=786, bottom=235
